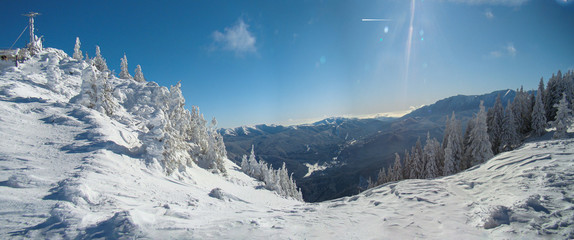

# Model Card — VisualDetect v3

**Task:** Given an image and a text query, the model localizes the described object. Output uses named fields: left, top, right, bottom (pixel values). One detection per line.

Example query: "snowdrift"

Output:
left=0, top=48, right=573, bottom=239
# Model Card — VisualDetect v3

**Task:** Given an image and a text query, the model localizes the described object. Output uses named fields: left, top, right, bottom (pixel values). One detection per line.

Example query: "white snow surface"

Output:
left=1, top=49, right=573, bottom=239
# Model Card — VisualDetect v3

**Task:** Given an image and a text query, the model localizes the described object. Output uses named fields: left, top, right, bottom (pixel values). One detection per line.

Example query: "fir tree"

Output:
left=73, top=37, right=83, bottom=60
left=391, top=153, right=403, bottom=181
left=376, top=167, right=387, bottom=186
left=442, top=114, right=451, bottom=150
left=462, top=117, right=475, bottom=170
left=443, top=112, right=463, bottom=175
left=402, top=150, right=411, bottom=180
left=134, top=65, right=146, bottom=82
left=531, top=89, right=547, bottom=137
left=538, top=77, right=546, bottom=110
left=423, top=133, right=440, bottom=178
left=93, top=46, right=109, bottom=72
left=443, top=140, right=456, bottom=176
left=413, top=137, right=424, bottom=179
left=119, top=53, right=132, bottom=79
left=468, top=101, right=493, bottom=166
left=501, top=100, right=520, bottom=151
left=513, top=86, right=533, bottom=135
left=552, top=93, right=572, bottom=139
left=240, top=146, right=303, bottom=201
left=487, top=94, right=504, bottom=154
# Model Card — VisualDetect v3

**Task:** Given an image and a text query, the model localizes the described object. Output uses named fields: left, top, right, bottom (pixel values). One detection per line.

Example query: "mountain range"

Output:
left=221, top=90, right=517, bottom=202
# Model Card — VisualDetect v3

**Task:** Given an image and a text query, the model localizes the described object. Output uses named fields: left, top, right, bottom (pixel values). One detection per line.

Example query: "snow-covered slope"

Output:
left=1, top=49, right=573, bottom=239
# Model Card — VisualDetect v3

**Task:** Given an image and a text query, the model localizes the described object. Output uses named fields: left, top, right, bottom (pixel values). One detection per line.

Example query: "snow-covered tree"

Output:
left=462, top=117, right=475, bottom=171
left=93, top=46, right=109, bottom=72
left=72, top=66, right=117, bottom=116
left=513, top=86, right=533, bottom=135
left=119, top=54, right=132, bottom=79
left=487, top=94, right=504, bottom=154
left=552, top=93, right=572, bottom=139
left=391, top=153, right=403, bottom=181
left=544, top=71, right=571, bottom=121
left=443, top=140, right=456, bottom=176
left=412, top=137, right=424, bottom=179
left=443, top=112, right=463, bottom=175
left=423, top=133, right=440, bottom=179
left=73, top=37, right=83, bottom=60
left=134, top=64, right=145, bottom=82
left=538, top=78, right=546, bottom=110
left=531, top=89, right=547, bottom=137
left=240, top=146, right=303, bottom=201
left=402, top=150, right=411, bottom=180
left=501, top=100, right=520, bottom=151
left=468, top=101, right=494, bottom=166
left=376, top=167, right=388, bottom=186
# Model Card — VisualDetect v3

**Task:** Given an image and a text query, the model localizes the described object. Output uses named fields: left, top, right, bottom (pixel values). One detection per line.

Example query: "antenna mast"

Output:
left=22, top=12, right=42, bottom=55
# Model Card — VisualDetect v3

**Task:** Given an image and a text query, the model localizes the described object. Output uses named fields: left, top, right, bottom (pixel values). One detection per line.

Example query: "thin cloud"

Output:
left=489, top=42, right=517, bottom=58
left=506, top=43, right=517, bottom=56
left=212, top=18, right=256, bottom=55
left=484, top=9, right=494, bottom=19
left=446, top=0, right=529, bottom=6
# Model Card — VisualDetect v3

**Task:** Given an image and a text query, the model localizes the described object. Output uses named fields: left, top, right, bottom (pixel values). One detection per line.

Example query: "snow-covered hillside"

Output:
left=1, top=49, right=573, bottom=239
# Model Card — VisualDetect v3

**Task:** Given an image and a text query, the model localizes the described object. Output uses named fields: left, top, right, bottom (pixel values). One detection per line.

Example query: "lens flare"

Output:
left=404, top=0, right=416, bottom=84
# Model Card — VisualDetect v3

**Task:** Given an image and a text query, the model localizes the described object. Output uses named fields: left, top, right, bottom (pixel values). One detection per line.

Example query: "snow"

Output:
left=0, top=48, right=573, bottom=239
left=303, top=162, right=329, bottom=178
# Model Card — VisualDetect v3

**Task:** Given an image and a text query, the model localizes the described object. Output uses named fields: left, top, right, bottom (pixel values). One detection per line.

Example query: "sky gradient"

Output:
left=2, top=0, right=573, bottom=128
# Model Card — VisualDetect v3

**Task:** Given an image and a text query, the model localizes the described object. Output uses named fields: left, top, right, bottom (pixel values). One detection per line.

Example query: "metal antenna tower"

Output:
left=22, top=12, right=40, bottom=46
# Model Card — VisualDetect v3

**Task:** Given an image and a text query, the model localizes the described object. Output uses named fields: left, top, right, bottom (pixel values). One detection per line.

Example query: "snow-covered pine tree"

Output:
left=443, top=112, right=463, bottom=175
left=73, top=37, right=83, bottom=60
left=501, top=100, right=520, bottom=151
left=160, top=82, right=194, bottom=173
left=246, top=146, right=261, bottom=179
left=487, top=94, right=504, bottom=154
left=544, top=71, right=571, bottom=121
left=468, top=101, right=494, bottom=166
left=423, top=133, right=440, bottom=179
left=513, top=86, right=533, bottom=135
left=119, top=54, right=132, bottom=79
left=538, top=78, right=546, bottom=110
left=402, top=150, right=411, bottom=179
left=376, top=167, right=387, bottom=186
left=443, top=140, right=456, bottom=176
left=413, top=137, right=424, bottom=179
left=240, top=154, right=250, bottom=174
left=99, top=71, right=117, bottom=116
left=73, top=66, right=117, bottom=116
left=531, top=89, right=547, bottom=137
left=387, top=166, right=395, bottom=182
left=552, top=93, right=572, bottom=139
left=450, top=113, right=464, bottom=172
left=207, top=117, right=227, bottom=174
left=240, top=146, right=303, bottom=201
left=93, top=46, right=109, bottom=72
left=391, top=153, right=403, bottom=181
left=442, top=114, right=451, bottom=150
left=134, top=64, right=145, bottom=82
left=462, top=117, right=475, bottom=171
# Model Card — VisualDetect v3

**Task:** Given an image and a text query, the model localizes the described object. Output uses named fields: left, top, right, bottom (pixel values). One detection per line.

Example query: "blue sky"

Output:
left=2, top=0, right=573, bottom=128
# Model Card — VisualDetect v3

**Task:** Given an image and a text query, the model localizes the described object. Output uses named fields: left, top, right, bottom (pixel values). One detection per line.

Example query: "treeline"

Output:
left=370, top=70, right=574, bottom=188
left=241, top=146, right=304, bottom=201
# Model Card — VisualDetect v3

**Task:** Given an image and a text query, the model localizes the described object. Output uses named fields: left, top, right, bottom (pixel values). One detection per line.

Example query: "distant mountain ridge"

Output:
left=222, top=89, right=518, bottom=202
